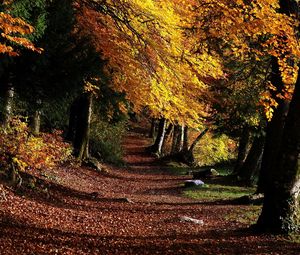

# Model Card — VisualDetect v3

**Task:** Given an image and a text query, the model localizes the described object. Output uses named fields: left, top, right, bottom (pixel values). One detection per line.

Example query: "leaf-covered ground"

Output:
left=0, top=129, right=299, bottom=255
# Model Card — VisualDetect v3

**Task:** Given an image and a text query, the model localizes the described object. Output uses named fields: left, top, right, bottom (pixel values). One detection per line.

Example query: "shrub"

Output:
left=89, top=119, right=127, bottom=166
left=194, top=133, right=237, bottom=167
left=0, top=117, right=72, bottom=173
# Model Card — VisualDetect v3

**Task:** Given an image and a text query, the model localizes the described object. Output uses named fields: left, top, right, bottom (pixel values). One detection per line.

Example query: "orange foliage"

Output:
left=0, top=12, right=42, bottom=56
left=185, top=0, right=300, bottom=119
left=0, top=117, right=72, bottom=173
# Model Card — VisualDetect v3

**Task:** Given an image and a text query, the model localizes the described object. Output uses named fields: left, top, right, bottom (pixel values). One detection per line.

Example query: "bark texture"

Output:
left=256, top=58, right=289, bottom=193
left=149, top=118, right=166, bottom=155
left=238, top=135, right=265, bottom=185
left=68, top=93, right=93, bottom=161
left=234, top=128, right=251, bottom=174
left=31, top=100, right=42, bottom=135
left=171, top=125, right=183, bottom=155
left=182, top=126, right=189, bottom=152
left=256, top=70, right=300, bottom=233
left=3, top=78, right=14, bottom=128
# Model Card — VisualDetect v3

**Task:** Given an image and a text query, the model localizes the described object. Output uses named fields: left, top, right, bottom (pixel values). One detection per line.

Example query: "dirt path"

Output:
left=0, top=130, right=299, bottom=254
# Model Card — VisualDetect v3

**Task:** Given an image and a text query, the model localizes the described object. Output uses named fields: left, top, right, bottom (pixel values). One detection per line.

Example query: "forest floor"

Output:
left=0, top=126, right=300, bottom=255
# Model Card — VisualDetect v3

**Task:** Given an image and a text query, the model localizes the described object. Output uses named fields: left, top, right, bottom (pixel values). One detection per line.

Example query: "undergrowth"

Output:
left=194, top=133, right=237, bottom=167
left=0, top=117, right=72, bottom=174
left=90, top=119, right=127, bottom=166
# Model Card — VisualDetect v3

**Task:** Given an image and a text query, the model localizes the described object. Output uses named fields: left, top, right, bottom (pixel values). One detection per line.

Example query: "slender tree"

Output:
left=234, top=128, right=251, bottom=174
left=238, top=135, right=265, bottom=185
left=149, top=118, right=167, bottom=155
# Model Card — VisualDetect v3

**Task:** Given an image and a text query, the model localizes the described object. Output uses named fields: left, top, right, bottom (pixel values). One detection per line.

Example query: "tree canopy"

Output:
left=0, top=0, right=300, bottom=236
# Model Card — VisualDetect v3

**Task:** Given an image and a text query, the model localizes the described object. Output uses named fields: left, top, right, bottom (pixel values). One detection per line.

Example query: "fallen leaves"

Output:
left=0, top=130, right=299, bottom=254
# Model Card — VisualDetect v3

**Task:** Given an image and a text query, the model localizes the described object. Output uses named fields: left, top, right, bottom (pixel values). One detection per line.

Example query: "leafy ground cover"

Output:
left=0, top=128, right=299, bottom=254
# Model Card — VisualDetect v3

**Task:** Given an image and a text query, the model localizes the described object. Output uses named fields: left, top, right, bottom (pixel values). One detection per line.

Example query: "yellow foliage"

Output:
left=78, top=0, right=224, bottom=127
left=80, top=0, right=299, bottom=123
left=0, top=117, right=72, bottom=173
left=184, top=0, right=300, bottom=120
left=84, top=80, right=100, bottom=96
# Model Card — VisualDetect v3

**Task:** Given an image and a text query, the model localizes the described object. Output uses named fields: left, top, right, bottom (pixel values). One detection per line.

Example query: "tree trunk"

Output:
left=254, top=0, right=300, bottom=233
left=182, top=126, right=189, bottom=152
left=189, top=128, right=209, bottom=153
left=256, top=57, right=289, bottom=194
left=182, top=128, right=209, bottom=165
left=234, top=128, right=251, bottom=174
left=176, top=125, right=184, bottom=152
left=171, top=125, right=184, bottom=154
left=165, top=123, right=173, bottom=137
left=31, top=99, right=42, bottom=136
left=2, top=74, right=14, bottom=127
left=256, top=0, right=296, bottom=192
left=162, top=123, right=173, bottom=152
left=149, top=118, right=156, bottom=138
left=69, top=93, right=93, bottom=161
left=256, top=71, right=300, bottom=233
left=238, top=135, right=265, bottom=185
left=149, top=118, right=166, bottom=155
left=170, top=125, right=178, bottom=155
left=31, top=109, right=41, bottom=135
left=78, top=93, right=92, bottom=160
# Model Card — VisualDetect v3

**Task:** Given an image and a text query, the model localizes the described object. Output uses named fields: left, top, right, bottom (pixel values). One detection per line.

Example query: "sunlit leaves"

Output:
left=0, top=117, right=72, bottom=173
left=77, top=0, right=226, bottom=127
left=186, top=0, right=300, bottom=120
left=0, top=11, right=42, bottom=56
left=80, top=0, right=300, bottom=123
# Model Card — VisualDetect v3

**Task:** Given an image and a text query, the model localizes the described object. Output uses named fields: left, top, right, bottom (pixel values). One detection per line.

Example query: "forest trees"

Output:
left=255, top=0, right=300, bottom=233
left=79, top=0, right=223, bottom=126
left=0, top=0, right=47, bottom=127
left=0, top=1, right=74, bottom=183
left=1, top=0, right=299, bottom=234
left=78, top=0, right=226, bottom=161
left=186, top=0, right=300, bottom=233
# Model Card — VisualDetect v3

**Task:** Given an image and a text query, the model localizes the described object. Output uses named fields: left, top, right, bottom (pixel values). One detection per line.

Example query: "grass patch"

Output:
left=210, top=165, right=233, bottom=176
left=184, top=184, right=255, bottom=201
left=224, top=206, right=261, bottom=224
left=165, top=162, right=191, bottom=176
left=165, top=161, right=234, bottom=177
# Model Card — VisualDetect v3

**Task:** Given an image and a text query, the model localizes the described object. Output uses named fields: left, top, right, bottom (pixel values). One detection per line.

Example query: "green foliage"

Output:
left=10, top=0, right=108, bottom=132
left=194, top=133, right=237, bottom=167
left=89, top=118, right=127, bottom=166
left=8, top=0, right=48, bottom=41
left=42, top=97, right=74, bottom=131
left=184, top=184, right=255, bottom=201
